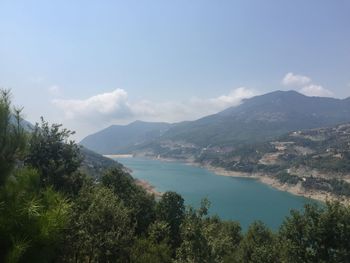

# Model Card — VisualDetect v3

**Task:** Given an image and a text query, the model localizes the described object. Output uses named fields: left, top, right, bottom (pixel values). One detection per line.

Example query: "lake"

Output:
left=115, top=157, right=316, bottom=230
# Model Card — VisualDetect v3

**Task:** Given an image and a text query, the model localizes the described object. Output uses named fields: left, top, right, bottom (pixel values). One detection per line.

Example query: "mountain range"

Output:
left=80, top=90, right=350, bottom=155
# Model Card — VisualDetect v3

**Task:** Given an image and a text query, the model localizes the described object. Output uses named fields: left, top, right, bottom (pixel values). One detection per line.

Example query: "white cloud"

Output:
left=299, top=85, right=333, bottom=97
left=282, top=72, right=311, bottom=86
left=128, top=87, right=255, bottom=122
left=52, top=87, right=256, bottom=137
left=208, top=87, right=255, bottom=109
left=281, top=72, right=333, bottom=98
left=53, top=89, right=132, bottom=120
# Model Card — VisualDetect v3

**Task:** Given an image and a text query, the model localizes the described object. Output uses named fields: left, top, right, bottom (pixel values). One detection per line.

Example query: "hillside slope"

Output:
left=80, top=120, right=171, bottom=154
left=81, top=90, right=350, bottom=157
left=80, top=146, right=125, bottom=178
left=160, top=90, right=350, bottom=147
left=197, top=123, right=350, bottom=199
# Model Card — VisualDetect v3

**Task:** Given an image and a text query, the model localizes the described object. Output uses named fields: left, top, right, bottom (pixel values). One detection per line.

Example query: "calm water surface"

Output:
left=115, top=157, right=316, bottom=230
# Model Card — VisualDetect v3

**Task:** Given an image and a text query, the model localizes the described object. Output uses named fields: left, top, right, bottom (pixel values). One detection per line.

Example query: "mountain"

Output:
left=196, top=122, right=350, bottom=198
left=199, top=122, right=350, bottom=174
left=159, top=90, right=350, bottom=147
left=10, top=114, right=34, bottom=131
left=81, top=90, right=350, bottom=155
left=80, top=120, right=172, bottom=154
left=79, top=146, right=126, bottom=178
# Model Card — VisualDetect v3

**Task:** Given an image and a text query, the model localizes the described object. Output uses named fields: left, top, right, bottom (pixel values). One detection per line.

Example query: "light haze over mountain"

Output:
left=80, top=90, right=350, bottom=154
left=0, top=1, right=349, bottom=139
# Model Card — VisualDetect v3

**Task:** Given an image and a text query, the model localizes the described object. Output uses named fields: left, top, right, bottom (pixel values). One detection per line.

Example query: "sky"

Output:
left=0, top=0, right=349, bottom=140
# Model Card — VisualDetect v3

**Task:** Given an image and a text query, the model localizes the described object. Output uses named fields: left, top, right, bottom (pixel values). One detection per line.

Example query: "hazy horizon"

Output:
left=1, top=1, right=349, bottom=139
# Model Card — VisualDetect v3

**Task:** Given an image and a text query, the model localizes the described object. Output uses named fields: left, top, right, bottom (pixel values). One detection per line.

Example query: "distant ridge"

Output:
left=157, top=90, right=350, bottom=147
left=10, top=114, right=34, bottom=131
left=80, top=90, right=350, bottom=154
left=80, top=121, right=171, bottom=154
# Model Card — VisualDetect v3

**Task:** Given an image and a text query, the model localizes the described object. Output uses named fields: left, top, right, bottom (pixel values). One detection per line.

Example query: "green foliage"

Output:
left=328, top=179, right=350, bottom=197
left=2, top=90, right=350, bottom=263
left=147, top=220, right=171, bottom=244
left=176, top=200, right=242, bottom=263
left=204, top=217, right=242, bottom=262
left=175, top=206, right=211, bottom=262
left=234, top=221, right=278, bottom=263
left=279, top=202, right=350, bottom=263
left=157, top=191, right=185, bottom=248
left=102, top=168, right=156, bottom=234
left=302, top=177, right=350, bottom=197
left=275, top=171, right=301, bottom=185
left=303, top=154, right=350, bottom=173
left=26, top=117, right=82, bottom=193
left=0, top=89, right=27, bottom=185
left=0, top=168, right=71, bottom=263
left=130, top=238, right=172, bottom=263
left=62, top=185, right=134, bottom=262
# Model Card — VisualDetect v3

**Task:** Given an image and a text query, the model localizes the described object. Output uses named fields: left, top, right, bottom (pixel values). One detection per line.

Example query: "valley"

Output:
left=3, top=2, right=350, bottom=261
left=82, top=91, right=350, bottom=203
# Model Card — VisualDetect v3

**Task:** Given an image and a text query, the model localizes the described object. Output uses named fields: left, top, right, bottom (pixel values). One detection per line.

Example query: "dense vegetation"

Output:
left=1, top=89, right=350, bottom=262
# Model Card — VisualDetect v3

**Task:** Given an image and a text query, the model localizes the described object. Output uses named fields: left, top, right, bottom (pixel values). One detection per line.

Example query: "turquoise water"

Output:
left=115, top=157, right=316, bottom=230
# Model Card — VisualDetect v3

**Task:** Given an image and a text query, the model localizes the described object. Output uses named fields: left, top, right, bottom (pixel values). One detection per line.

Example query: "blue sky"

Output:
left=0, top=0, right=349, bottom=139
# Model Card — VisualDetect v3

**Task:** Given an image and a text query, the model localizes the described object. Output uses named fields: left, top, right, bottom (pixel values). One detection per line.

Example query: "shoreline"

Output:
left=134, top=179, right=163, bottom=198
left=202, top=163, right=350, bottom=205
left=111, top=154, right=349, bottom=205
left=136, top=155, right=350, bottom=204
left=104, top=154, right=162, bottom=197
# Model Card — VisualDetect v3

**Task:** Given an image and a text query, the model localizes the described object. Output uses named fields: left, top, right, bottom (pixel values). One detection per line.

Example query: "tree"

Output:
left=0, top=90, right=72, bottom=262
left=26, top=118, right=82, bottom=193
left=279, top=202, right=350, bottom=263
left=130, top=238, right=172, bottom=263
left=233, top=221, right=278, bottom=263
left=0, top=89, right=27, bottom=185
left=157, top=191, right=185, bottom=249
left=62, top=185, right=134, bottom=262
left=176, top=199, right=241, bottom=263
left=175, top=206, right=210, bottom=263
left=204, top=217, right=242, bottom=262
left=147, top=221, right=171, bottom=244
left=0, top=168, right=71, bottom=263
left=102, top=168, right=156, bottom=234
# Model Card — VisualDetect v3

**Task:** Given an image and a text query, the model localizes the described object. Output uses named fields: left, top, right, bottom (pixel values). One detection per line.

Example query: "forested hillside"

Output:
left=1, top=90, right=350, bottom=262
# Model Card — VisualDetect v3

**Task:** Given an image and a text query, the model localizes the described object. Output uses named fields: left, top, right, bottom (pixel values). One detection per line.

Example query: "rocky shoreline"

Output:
left=203, top=164, right=350, bottom=205
left=111, top=154, right=350, bottom=204
left=147, top=155, right=350, bottom=204
left=134, top=179, right=163, bottom=198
